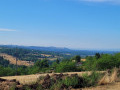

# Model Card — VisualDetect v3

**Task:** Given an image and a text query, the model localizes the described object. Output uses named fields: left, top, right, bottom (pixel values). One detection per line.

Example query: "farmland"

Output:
left=0, top=53, right=33, bottom=66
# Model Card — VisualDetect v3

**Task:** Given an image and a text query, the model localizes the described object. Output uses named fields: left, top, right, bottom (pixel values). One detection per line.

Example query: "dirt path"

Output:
left=81, top=82, right=120, bottom=90
left=0, top=53, right=34, bottom=66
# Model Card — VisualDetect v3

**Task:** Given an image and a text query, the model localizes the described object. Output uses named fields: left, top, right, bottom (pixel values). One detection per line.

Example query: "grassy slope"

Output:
left=0, top=53, right=34, bottom=66
left=1, top=71, right=105, bottom=85
left=2, top=70, right=120, bottom=90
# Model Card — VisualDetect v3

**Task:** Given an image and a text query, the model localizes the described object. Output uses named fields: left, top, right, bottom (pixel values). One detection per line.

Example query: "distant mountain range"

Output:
left=0, top=45, right=119, bottom=56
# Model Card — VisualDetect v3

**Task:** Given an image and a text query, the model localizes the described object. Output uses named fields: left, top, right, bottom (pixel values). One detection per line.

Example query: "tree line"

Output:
left=0, top=52, right=120, bottom=76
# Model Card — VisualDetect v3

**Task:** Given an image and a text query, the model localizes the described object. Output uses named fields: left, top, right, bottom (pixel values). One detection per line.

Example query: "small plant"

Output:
left=62, top=76, right=79, bottom=88
left=37, top=76, right=45, bottom=81
left=10, top=83, right=16, bottom=90
left=50, top=80, right=63, bottom=90
left=23, top=86, right=31, bottom=90
left=36, top=84, right=44, bottom=90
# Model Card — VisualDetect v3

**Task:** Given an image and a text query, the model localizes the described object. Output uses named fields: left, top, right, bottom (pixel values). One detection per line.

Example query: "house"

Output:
left=76, top=62, right=82, bottom=66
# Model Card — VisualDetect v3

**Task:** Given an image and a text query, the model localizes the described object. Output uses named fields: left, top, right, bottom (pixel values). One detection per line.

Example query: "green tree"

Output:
left=56, top=58, right=60, bottom=64
left=55, top=61, right=76, bottom=72
left=84, top=53, right=120, bottom=71
left=95, top=53, right=101, bottom=59
left=72, top=55, right=81, bottom=62
left=35, top=59, right=49, bottom=69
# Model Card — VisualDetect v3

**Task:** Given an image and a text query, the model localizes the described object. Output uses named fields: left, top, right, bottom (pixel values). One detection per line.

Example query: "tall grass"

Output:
left=98, top=68, right=119, bottom=85
left=82, top=71, right=102, bottom=87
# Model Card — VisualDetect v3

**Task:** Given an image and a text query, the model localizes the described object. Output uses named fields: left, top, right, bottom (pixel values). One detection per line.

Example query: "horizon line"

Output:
left=0, top=44, right=120, bottom=51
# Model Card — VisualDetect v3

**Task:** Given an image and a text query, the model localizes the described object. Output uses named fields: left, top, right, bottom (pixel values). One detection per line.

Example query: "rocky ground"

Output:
left=0, top=78, right=22, bottom=90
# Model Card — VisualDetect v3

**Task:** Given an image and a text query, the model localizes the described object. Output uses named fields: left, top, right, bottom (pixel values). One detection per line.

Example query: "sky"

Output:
left=0, top=0, right=120, bottom=50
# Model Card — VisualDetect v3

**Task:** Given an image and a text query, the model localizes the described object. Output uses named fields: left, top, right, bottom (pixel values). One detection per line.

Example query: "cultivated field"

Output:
left=0, top=53, right=34, bottom=66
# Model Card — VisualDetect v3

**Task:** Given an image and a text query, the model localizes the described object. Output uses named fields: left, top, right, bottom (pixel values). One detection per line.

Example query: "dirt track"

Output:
left=81, top=82, right=120, bottom=90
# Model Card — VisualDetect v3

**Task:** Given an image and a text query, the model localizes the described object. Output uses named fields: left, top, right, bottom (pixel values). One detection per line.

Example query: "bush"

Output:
left=84, top=53, right=120, bottom=71
left=50, top=81, right=63, bottom=90
left=35, top=59, right=49, bottom=69
left=62, top=76, right=79, bottom=88
left=0, top=66, right=16, bottom=76
left=36, top=84, right=44, bottom=90
left=82, top=71, right=101, bottom=87
left=55, top=61, right=76, bottom=72
left=10, top=83, right=17, bottom=90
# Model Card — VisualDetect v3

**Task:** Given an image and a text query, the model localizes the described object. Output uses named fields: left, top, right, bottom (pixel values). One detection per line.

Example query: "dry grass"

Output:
left=1, top=67, right=120, bottom=90
left=71, top=68, right=120, bottom=90
left=1, top=70, right=119, bottom=90
left=41, top=54, right=52, bottom=57
left=49, top=58, right=57, bottom=61
left=1, top=71, right=105, bottom=85
left=81, top=82, right=120, bottom=90
left=38, top=57, right=58, bottom=61
left=98, top=68, right=118, bottom=85
left=0, top=53, right=34, bottom=66
left=81, top=59, right=86, bottom=62
left=81, top=68, right=120, bottom=90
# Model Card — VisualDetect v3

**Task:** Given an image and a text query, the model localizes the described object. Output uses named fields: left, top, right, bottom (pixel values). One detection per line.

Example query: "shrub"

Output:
left=55, top=61, right=76, bottom=72
left=10, top=83, right=16, bottom=90
left=36, top=84, right=44, bottom=90
left=50, top=80, right=63, bottom=90
left=62, top=76, right=79, bottom=88
left=82, top=71, right=101, bottom=87
left=83, top=54, right=120, bottom=71
left=23, top=86, right=32, bottom=90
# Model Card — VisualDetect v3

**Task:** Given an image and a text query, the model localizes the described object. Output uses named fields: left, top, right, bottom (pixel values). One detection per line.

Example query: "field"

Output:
left=1, top=71, right=105, bottom=85
left=0, top=53, right=34, bottom=66
left=81, top=59, right=86, bottom=62
left=1, top=67, right=120, bottom=90
left=1, top=71, right=120, bottom=90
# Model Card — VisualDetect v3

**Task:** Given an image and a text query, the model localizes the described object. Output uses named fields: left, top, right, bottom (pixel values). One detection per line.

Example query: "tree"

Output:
left=95, top=53, right=101, bottom=59
left=55, top=61, right=76, bottom=72
left=72, top=55, right=81, bottom=62
left=84, top=53, right=120, bottom=70
left=56, top=58, right=60, bottom=64
left=35, top=59, right=49, bottom=69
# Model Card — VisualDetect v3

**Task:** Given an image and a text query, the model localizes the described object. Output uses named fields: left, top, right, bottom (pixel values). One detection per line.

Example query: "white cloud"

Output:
left=0, top=28, right=16, bottom=32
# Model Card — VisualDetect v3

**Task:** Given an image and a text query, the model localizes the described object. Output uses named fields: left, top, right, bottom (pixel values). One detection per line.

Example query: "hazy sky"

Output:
left=0, top=0, right=120, bottom=50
